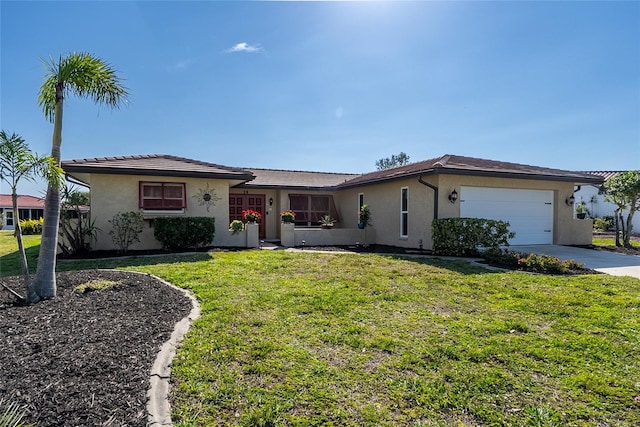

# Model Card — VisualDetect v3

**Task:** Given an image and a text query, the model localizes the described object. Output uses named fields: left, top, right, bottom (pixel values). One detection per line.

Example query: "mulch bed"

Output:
left=0, top=270, right=191, bottom=427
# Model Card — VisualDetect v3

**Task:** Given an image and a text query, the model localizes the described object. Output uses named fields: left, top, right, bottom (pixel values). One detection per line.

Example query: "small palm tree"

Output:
left=0, top=131, right=63, bottom=303
left=32, top=52, right=128, bottom=300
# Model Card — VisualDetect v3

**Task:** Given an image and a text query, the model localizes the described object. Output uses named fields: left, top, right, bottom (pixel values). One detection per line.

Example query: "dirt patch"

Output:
left=0, top=270, right=191, bottom=427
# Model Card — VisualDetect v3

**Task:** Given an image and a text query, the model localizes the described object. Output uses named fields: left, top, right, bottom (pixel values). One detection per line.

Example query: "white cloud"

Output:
left=225, top=42, right=263, bottom=54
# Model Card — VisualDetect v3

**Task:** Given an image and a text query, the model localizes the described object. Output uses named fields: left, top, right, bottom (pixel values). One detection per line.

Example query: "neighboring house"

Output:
left=61, top=154, right=603, bottom=251
left=575, top=171, right=640, bottom=233
left=0, top=194, right=45, bottom=231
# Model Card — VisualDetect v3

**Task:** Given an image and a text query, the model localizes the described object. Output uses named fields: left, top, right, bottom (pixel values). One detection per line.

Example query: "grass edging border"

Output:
left=111, top=271, right=202, bottom=427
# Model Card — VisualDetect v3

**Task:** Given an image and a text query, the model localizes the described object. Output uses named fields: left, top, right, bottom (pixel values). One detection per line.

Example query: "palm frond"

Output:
left=0, top=399, right=27, bottom=427
left=37, top=55, right=60, bottom=122
left=0, top=130, right=63, bottom=189
left=38, top=52, right=129, bottom=122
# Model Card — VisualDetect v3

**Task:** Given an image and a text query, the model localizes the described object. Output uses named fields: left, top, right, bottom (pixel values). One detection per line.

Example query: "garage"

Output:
left=460, top=187, right=554, bottom=245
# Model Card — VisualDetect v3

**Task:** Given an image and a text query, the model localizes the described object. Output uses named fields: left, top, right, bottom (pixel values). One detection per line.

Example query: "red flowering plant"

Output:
left=280, top=210, right=296, bottom=223
left=242, top=209, right=262, bottom=223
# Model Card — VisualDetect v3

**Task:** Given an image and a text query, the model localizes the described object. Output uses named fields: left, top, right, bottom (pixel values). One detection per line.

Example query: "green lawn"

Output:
left=0, top=230, right=42, bottom=277
left=593, top=236, right=640, bottom=249
left=1, top=233, right=639, bottom=426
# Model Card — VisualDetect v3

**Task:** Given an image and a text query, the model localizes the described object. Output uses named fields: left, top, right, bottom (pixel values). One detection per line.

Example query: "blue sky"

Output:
left=1, top=1, right=639, bottom=196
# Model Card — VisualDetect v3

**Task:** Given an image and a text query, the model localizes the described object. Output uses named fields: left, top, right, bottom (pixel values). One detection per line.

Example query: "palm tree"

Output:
left=0, top=131, right=63, bottom=303
left=33, top=52, right=128, bottom=299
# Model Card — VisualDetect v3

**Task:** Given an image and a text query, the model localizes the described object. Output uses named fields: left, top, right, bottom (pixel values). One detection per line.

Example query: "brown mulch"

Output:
left=0, top=270, right=191, bottom=427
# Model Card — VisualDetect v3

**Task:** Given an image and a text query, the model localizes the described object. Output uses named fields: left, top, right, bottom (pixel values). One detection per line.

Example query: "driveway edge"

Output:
left=140, top=272, right=201, bottom=427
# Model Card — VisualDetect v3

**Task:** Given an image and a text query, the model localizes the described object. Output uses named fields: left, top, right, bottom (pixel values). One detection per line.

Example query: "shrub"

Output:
left=19, top=217, right=44, bottom=235
left=482, top=248, right=585, bottom=274
left=432, top=218, right=515, bottom=256
left=516, top=253, right=584, bottom=274
left=594, top=216, right=614, bottom=231
left=58, top=186, right=99, bottom=256
left=229, top=220, right=244, bottom=234
left=109, top=211, right=144, bottom=253
left=153, top=217, right=215, bottom=250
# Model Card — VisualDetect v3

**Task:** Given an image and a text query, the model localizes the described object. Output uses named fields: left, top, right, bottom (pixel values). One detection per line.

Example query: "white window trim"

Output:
left=400, top=187, right=408, bottom=238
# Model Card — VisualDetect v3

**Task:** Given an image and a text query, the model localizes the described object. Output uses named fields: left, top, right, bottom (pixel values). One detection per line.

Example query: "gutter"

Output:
left=65, top=174, right=90, bottom=189
left=418, top=175, right=438, bottom=220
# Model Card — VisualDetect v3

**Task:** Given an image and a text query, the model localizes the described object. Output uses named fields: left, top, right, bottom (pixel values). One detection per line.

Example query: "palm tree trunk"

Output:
left=12, top=192, right=36, bottom=303
left=33, top=89, right=64, bottom=299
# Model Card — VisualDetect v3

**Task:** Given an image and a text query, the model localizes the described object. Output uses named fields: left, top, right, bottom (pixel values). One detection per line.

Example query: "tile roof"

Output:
left=0, top=194, right=45, bottom=208
left=580, top=171, right=628, bottom=181
left=339, top=154, right=604, bottom=187
left=61, top=153, right=605, bottom=190
left=62, top=154, right=255, bottom=181
left=243, top=168, right=357, bottom=189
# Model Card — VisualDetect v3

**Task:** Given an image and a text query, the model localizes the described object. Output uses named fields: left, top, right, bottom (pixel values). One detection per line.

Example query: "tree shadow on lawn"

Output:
left=0, top=243, right=41, bottom=278
left=56, top=251, right=212, bottom=273
left=382, top=254, right=501, bottom=276
left=0, top=244, right=212, bottom=278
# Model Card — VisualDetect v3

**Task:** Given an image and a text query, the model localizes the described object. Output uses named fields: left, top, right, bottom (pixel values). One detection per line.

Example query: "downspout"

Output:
left=418, top=175, right=438, bottom=220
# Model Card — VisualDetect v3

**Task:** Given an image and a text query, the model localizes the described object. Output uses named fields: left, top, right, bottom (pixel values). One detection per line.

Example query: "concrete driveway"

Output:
left=509, top=245, right=640, bottom=279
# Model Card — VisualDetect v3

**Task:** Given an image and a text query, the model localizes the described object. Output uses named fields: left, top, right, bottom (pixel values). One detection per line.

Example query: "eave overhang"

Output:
left=62, top=165, right=255, bottom=183
left=337, top=167, right=604, bottom=189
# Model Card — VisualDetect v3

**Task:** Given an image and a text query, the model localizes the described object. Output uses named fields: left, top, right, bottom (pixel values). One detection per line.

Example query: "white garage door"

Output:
left=460, top=187, right=554, bottom=245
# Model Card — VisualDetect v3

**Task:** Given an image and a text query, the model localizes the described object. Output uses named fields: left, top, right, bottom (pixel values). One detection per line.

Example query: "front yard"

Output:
left=1, top=232, right=639, bottom=426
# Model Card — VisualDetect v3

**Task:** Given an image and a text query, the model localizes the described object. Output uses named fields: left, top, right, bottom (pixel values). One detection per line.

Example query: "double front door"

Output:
left=229, top=194, right=266, bottom=238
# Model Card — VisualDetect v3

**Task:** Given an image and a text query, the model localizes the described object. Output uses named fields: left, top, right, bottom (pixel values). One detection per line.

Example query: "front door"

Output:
left=229, top=194, right=266, bottom=238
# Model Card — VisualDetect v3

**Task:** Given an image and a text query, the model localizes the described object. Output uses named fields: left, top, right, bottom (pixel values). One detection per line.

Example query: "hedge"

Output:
left=19, top=218, right=44, bottom=235
left=432, top=217, right=515, bottom=256
left=153, top=217, right=215, bottom=250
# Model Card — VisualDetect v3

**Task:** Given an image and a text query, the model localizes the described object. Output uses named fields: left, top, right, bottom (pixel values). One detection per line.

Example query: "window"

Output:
left=358, top=193, right=364, bottom=222
left=139, top=182, right=186, bottom=210
left=400, top=187, right=408, bottom=237
left=289, top=194, right=338, bottom=226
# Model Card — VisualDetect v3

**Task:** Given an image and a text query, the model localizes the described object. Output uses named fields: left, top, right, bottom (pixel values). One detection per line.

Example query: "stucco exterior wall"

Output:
left=89, top=174, right=236, bottom=251
left=436, top=174, right=580, bottom=245
left=335, top=177, right=436, bottom=250
left=87, top=171, right=591, bottom=251
left=338, top=175, right=585, bottom=249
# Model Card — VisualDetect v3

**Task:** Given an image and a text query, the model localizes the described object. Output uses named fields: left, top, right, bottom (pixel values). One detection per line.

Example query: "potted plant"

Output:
left=242, top=209, right=261, bottom=223
left=318, top=214, right=335, bottom=229
left=576, top=203, right=587, bottom=219
left=229, top=219, right=244, bottom=234
left=280, top=210, right=295, bottom=223
left=358, top=204, right=371, bottom=229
